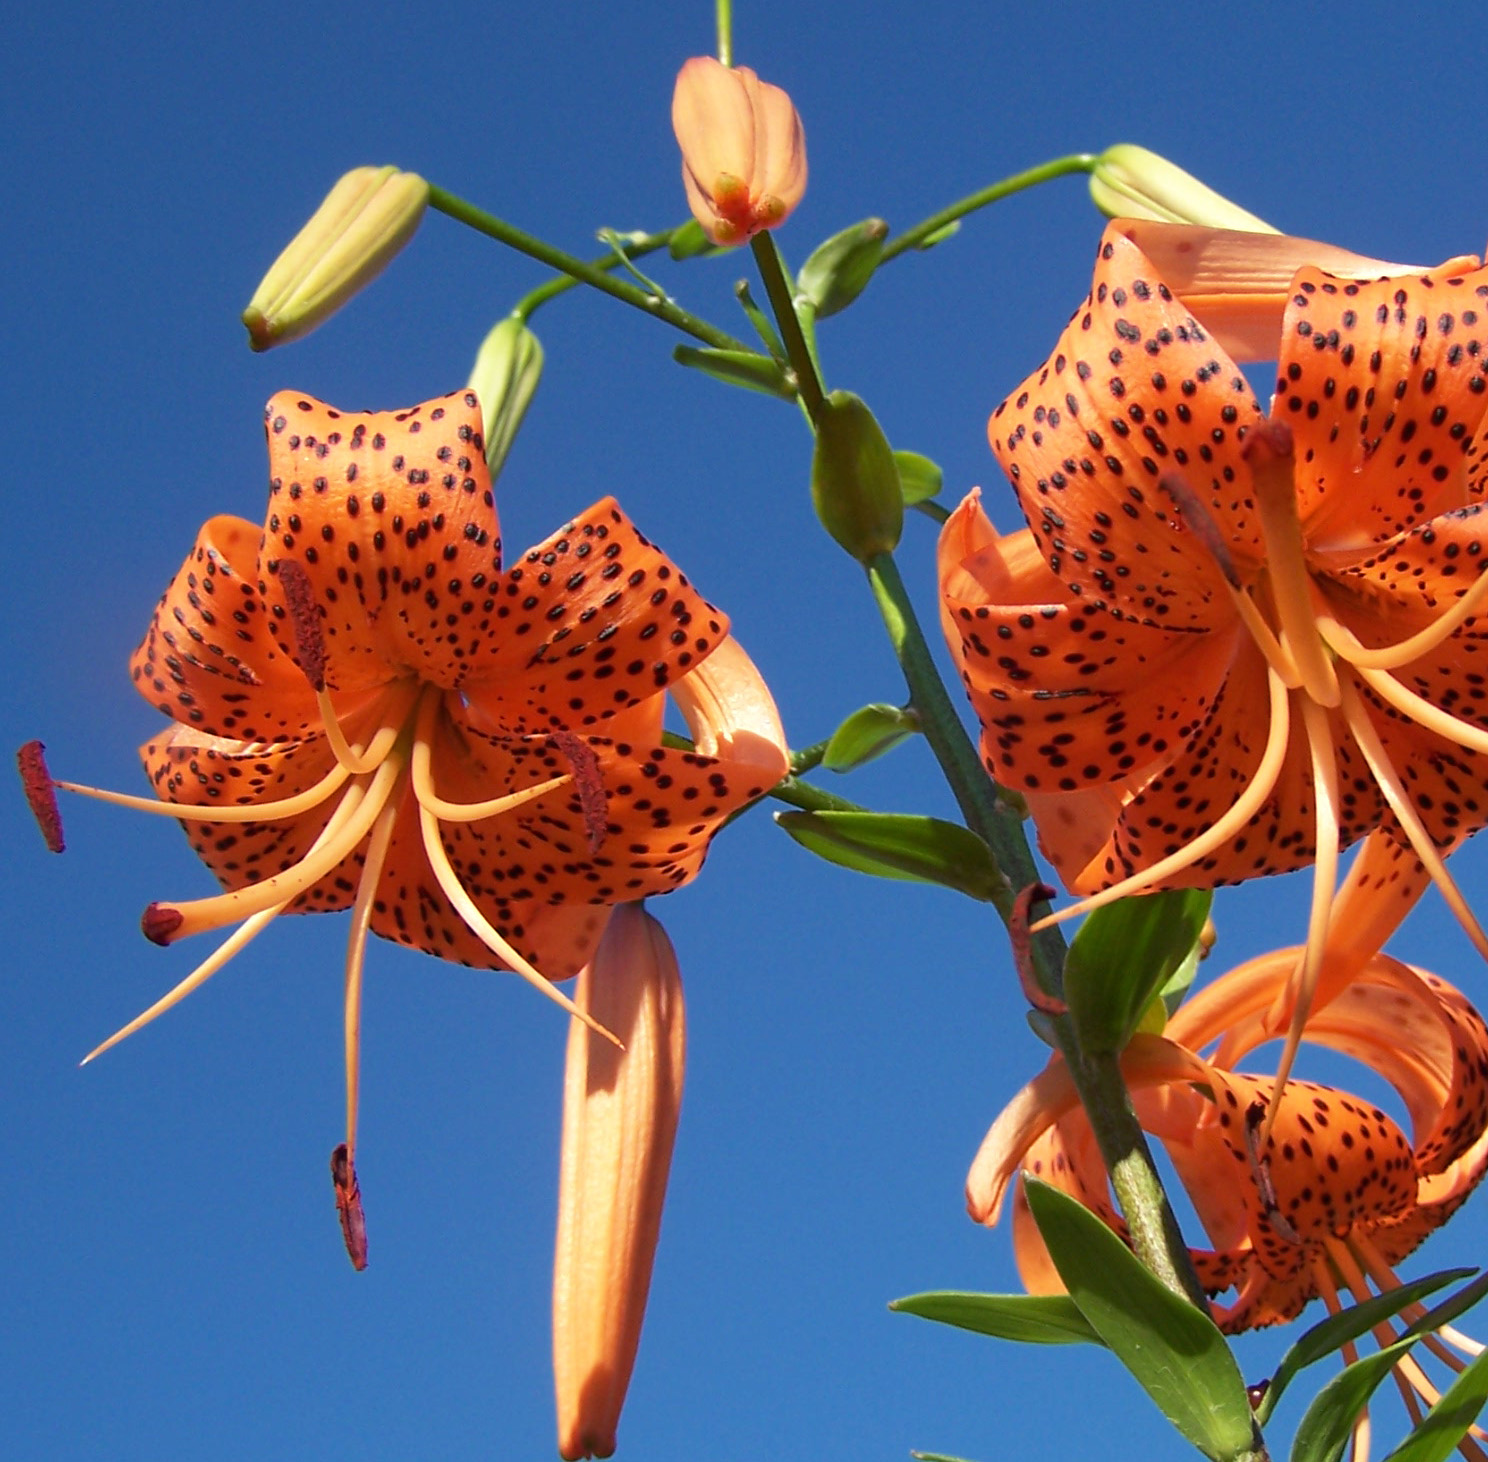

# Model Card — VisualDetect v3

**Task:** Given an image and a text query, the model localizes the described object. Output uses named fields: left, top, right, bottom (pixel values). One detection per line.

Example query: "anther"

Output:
left=551, top=729, right=608, bottom=855
left=277, top=558, right=328, bottom=691
left=141, top=903, right=185, bottom=945
left=330, top=1143, right=368, bottom=1271
left=17, top=740, right=65, bottom=853
left=1158, top=473, right=1242, bottom=589
left=1011, top=882, right=1067, bottom=1017
left=1244, top=1098, right=1302, bottom=1245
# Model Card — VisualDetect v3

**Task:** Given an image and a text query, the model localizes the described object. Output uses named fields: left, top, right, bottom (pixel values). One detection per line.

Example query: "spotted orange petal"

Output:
left=989, top=227, right=1268, bottom=627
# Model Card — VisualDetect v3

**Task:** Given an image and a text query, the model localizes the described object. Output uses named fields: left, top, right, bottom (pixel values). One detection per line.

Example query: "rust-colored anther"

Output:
left=331, top=1143, right=369, bottom=1271
left=552, top=728, right=609, bottom=855
left=1011, top=882, right=1067, bottom=1016
left=276, top=559, right=328, bottom=691
left=17, top=740, right=65, bottom=853
left=140, top=903, right=185, bottom=946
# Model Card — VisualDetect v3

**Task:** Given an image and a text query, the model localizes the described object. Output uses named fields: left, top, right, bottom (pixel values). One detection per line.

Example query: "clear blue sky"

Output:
left=8, top=3, right=1488, bottom=1458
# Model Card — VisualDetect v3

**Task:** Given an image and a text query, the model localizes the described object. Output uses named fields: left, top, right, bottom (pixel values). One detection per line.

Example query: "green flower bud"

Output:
left=795, top=218, right=888, bottom=319
left=810, top=390, right=903, bottom=563
left=1089, top=145, right=1276, bottom=233
left=242, top=166, right=429, bottom=351
left=467, top=316, right=544, bottom=483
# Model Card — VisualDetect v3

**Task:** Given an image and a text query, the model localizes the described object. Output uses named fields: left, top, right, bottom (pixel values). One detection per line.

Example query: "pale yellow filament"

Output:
left=316, top=681, right=420, bottom=776
left=1316, top=566, right=1488, bottom=671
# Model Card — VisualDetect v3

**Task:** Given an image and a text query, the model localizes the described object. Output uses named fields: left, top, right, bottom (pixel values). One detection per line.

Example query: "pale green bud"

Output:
left=795, top=218, right=888, bottom=318
left=242, top=166, right=429, bottom=350
left=810, top=391, right=903, bottom=563
left=1090, top=145, right=1276, bottom=233
left=467, top=317, right=544, bottom=483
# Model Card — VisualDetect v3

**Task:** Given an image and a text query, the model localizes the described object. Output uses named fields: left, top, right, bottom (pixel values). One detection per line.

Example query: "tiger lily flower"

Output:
left=25, top=389, right=788, bottom=1256
left=969, top=947, right=1488, bottom=1457
left=671, top=56, right=807, bottom=247
left=941, top=220, right=1488, bottom=1074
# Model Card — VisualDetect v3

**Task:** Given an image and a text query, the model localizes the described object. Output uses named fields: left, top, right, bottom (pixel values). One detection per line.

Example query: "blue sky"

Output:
left=8, top=2, right=1488, bottom=1459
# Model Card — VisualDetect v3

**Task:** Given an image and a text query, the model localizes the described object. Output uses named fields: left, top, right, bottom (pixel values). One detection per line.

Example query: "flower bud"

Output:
left=242, top=166, right=429, bottom=350
left=795, top=218, right=887, bottom=318
left=1090, top=145, right=1276, bottom=233
left=810, top=390, right=903, bottom=562
left=671, top=56, right=806, bottom=247
left=553, top=904, right=685, bottom=1461
left=467, top=316, right=544, bottom=482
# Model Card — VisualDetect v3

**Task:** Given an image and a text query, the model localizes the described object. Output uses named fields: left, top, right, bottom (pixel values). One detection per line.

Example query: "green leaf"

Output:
left=1378, top=1347, right=1488, bottom=1462
left=795, top=217, right=887, bottom=317
left=917, top=219, right=962, bottom=249
left=1407, top=1269, right=1488, bottom=1339
left=1289, top=1335, right=1420, bottom=1462
left=667, top=218, right=716, bottom=258
left=1024, top=1180, right=1255, bottom=1462
left=774, top=810, right=1002, bottom=902
left=894, top=450, right=944, bottom=506
left=911, top=1452, right=980, bottom=1462
left=821, top=703, right=920, bottom=771
left=1064, top=889, right=1211, bottom=1055
left=672, top=345, right=793, bottom=398
left=890, top=1290, right=1102, bottom=1346
left=1257, top=1268, right=1475, bottom=1423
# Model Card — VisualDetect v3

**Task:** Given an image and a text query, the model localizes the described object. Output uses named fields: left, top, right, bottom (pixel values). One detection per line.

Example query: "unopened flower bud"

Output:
left=1090, top=145, right=1276, bottom=233
left=553, top=904, right=685, bottom=1461
left=242, top=166, right=429, bottom=350
left=811, top=390, right=903, bottom=563
left=671, top=56, right=806, bottom=247
left=795, top=218, right=888, bottom=319
left=467, top=317, right=544, bottom=483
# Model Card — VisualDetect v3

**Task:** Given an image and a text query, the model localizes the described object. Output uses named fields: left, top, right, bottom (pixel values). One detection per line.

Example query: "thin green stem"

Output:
left=789, top=739, right=828, bottom=776
left=862, top=548, right=1208, bottom=1310
left=429, top=187, right=748, bottom=351
left=750, top=233, right=827, bottom=425
left=881, top=153, right=1098, bottom=262
left=768, top=774, right=865, bottom=815
left=512, top=227, right=678, bottom=321
left=911, top=499, right=951, bottom=526
left=715, top=0, right=732, bottom=64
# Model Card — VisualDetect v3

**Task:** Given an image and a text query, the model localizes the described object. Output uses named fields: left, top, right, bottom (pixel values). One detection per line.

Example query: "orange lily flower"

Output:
left=968, top=948, right=1488, bottom=1454
left=941, top=220, right=1488, bottom=1064
left=671, top=56, right=807, bottom=247
left=27, top=389, right=788, bottom=1252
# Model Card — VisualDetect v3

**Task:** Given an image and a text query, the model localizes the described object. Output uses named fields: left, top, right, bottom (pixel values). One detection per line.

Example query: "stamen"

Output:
left=414, top=799, right=621, bottom=1048
left=1243, top=1098, right=1301, bottom=1242
left=17, top=740, right=65, bottom=852
left=1338, top=676, right=1488, bottom=962
left=1316, top=565, right=1488, bottom=672
left=331, top=1143, right=368, bottom=1271
left=1011, top=882, right=1066, bottom=1017
left=1246, top=420, right=1341, bottom=709
left=1032, top=666, right=1291, bottom=932
left=1266, top=696, right=1341, bottom=1130
left=549, top=729, right=608, bottom=855
left=277, top=560, right=327, bottom=691
left=1350, top=659, right=1488, bottom=758
left=151, top=760, right=403, bottom=942
left=1228, top=585, right=1303, bottom=688
left=57, top=757, right=354, bottom=824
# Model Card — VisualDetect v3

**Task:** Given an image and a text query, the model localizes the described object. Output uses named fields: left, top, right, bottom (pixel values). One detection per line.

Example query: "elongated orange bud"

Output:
left=553, top=904, right=685, bottom=1461
left=671, top=56, right=806, bottom=246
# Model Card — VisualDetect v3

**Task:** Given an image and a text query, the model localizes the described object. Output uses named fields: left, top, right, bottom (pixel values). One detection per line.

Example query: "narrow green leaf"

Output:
left=774, top=810, right=1002, bottom=902
left=668, top=218, right=716, bottom=258
left=894, top=450, right=944, bottom=505
left=1378, top=1347, right=1488, bottom=1462
left=1025, top=1180, right=1255, bottom=1462
left=911, top=1452, right=980, bottom=1462
left=917, top=220, right=962, bottom=249
left=1407, top=1269, right=1488, bottom=1340
left=672, top=345, right=792, bottom=398
left=890, top=1290, right=1102, bottom=1346
left=1257, top=1268, right=1475, bottom=1423
left=1289, top=1335, right=1420, bottom=1462
left=822, top=703, right=920, bottom=771
left=1064, top=889, right=1211, bottom=1054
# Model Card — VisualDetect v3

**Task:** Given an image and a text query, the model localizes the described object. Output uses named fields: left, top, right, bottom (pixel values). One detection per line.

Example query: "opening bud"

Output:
left=671, top=57, right=807, bottom=247
left=467, top=317, right=544, bottom=483
left=553, top=904, right=685, bottom=1461
left=1089, top=145, right=1276, bottom=233
left=810, top=390, right=903, bottom=563
left=242, top=166, right=429, bottom=350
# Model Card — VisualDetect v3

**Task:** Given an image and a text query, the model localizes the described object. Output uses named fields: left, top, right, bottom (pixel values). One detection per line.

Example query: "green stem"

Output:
left=881, top=153, right=1098, bottom=262
left=768, top=774, right=865, bottom=815
left=715, top=0, right=732, bottom=64
left=789, top=739, right=828, bottom=776
left=750, top=233, right=827, bottom=425
left=512, top=227, right=678, bottom=321
left=429, top=187, right=748, bottom=351
left=862, top=548, right=1208, bottom=1310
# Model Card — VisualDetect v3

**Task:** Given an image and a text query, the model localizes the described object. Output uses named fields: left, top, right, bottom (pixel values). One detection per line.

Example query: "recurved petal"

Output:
left=938, top=499, right=1238, bottom=801
left=139, top=724, right=358, bottom=912
left=257, top=390, right=505, bottom=695
left=460, top=499, right=732, bottom=735
left=989, top=225, right=1267, bottom=625
left=131, top=513, right=321, bottom=740
left=1276, top=262, right=1488, bottom=551
left=667, top=634, right=788, bottom=784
